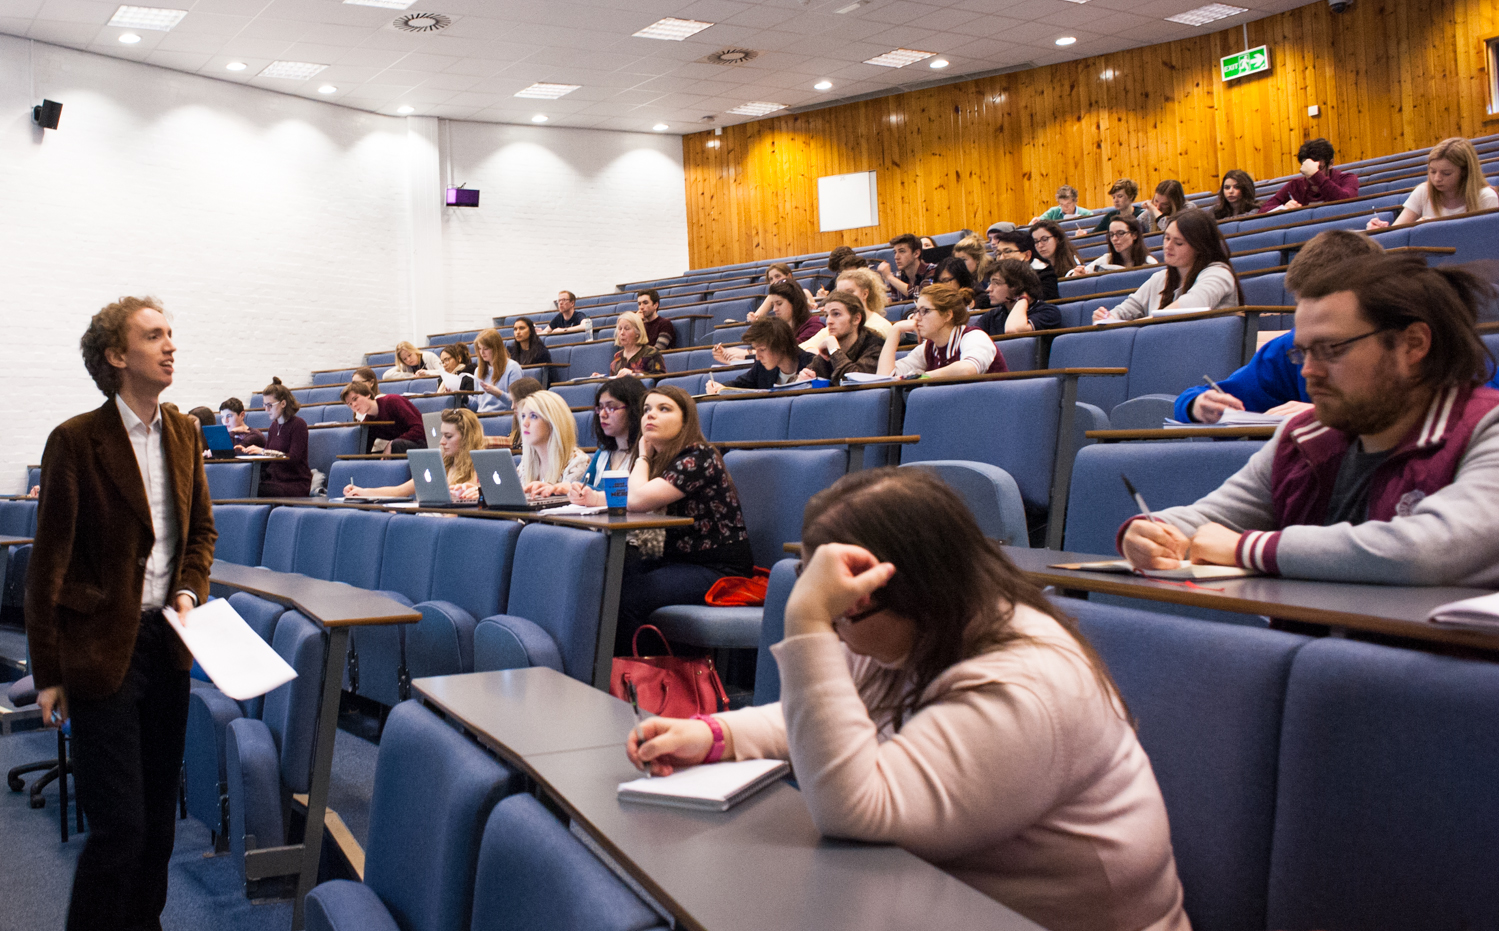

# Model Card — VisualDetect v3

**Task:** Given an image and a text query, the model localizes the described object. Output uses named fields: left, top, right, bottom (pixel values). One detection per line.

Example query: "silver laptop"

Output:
left=399, top=448, right=479, bottom=509
left=422, top=411, right=443, bottom=446
left=469, top=449, right=571, bottom=511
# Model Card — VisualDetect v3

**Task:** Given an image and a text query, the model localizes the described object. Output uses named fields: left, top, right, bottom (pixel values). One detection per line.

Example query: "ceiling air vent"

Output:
left=393, top=12, right=451, bottom=32
left=699, top=48, right=760, bottom=66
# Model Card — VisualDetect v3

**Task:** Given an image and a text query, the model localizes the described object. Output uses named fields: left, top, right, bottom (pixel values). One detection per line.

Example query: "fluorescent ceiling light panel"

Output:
left=260, top=61, right=328, bottom=79
left=108, top=5, right=186, bottom=31
left=633, top=17, right=714, bottom=41
left=728, top=101, right=786, bottom=116
left=514, top=83, right=581, bottom=99
left=863, top=48, right=935, bottom=68
left=1166, top=3, right=1248, bottom=25
left=342, top=0, right=418, bottom=8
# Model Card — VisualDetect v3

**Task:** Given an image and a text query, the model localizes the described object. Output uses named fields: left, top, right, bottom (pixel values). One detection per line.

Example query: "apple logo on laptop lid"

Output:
left=424, top=468, right=433, bottom=483
left=492, top=471, right=502, bottom=485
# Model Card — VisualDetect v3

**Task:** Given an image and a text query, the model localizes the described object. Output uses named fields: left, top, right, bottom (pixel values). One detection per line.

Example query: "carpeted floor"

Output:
left=0, top=721, right=380, bottom=931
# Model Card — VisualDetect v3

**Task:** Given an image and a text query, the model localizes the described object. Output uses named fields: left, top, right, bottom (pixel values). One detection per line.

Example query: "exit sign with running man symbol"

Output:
left=1221, top=45, right=1270, bottom=81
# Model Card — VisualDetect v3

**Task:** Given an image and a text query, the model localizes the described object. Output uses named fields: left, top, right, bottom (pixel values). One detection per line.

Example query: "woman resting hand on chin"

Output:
left=626, top=468, right=1189, bottom=931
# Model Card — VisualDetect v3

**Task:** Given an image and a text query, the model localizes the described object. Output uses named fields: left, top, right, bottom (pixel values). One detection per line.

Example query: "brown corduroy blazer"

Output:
left=25, top=398, right=217, bottom=700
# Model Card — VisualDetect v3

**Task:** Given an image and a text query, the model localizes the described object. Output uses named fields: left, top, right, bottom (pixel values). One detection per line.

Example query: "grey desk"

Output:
left=208, top=559, right=419, bottom=929
left=1007, top=547, right=1499, bottom=653
left=415, top=667, right=1044, bottom=931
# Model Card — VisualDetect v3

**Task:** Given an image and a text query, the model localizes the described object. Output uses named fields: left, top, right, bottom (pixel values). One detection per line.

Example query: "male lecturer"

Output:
left=27, top=296, right=217, bottom=931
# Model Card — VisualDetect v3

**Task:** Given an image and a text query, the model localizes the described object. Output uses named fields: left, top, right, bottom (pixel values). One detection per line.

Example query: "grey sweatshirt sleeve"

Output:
left=1147, top=424, right=1284, bottom=538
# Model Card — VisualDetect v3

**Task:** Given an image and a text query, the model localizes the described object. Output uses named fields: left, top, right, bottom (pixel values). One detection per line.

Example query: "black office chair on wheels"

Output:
left=6, top=674, right=84, bottom=841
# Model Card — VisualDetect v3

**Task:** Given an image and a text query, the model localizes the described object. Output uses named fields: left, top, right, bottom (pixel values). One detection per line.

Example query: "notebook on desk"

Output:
left=617, top=759, right=790, bottom=812
left=1050, top=559, right=1259, bottom=580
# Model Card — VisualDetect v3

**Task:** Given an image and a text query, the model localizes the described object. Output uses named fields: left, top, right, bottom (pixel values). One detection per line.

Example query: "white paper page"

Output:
left=1428, top=591, right=1499, bottom=627
left=163, top=599, right=297, bottom=701
left=618, top=759, right=787, bottom=802
left=537, top=504, right=607, bottom=515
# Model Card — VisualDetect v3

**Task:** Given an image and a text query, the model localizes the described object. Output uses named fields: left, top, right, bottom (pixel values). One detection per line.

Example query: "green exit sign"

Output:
left=1222, top=45, right=1270, bottom=81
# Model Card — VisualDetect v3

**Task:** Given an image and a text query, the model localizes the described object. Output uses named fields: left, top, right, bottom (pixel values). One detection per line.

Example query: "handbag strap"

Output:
left=631, top=624, right=675, bottom=658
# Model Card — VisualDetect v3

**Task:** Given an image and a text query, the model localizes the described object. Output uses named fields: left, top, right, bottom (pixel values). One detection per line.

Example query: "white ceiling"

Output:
left=0, top=0, right=1311, bottom=133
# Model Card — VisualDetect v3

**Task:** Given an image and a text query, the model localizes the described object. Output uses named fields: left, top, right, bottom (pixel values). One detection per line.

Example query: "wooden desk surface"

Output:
left=209, top=559, right=419, bottom=628
left=0, top=535, right=33, bottom=547
left=1006, top=548, right=1499, bottom=652
left=415, top=668, right=1042, bottom=931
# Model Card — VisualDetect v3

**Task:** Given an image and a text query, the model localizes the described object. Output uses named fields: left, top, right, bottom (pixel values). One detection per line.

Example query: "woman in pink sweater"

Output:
left=628, top=469, right=1190, bottom=931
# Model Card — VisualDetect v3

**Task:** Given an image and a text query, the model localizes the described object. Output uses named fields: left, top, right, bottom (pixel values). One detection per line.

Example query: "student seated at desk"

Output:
left=1094, top=209, right=1241, bottom=323
left=1074, top=215, right=1158, bottom=277
left=516, top=390, right=589, bottom=496
left=975, top=259, right=1062, bottom=336
left=568, top=377, right=647, bottom=506
left=244, top=378, right=311, bottom=497
left=877, top=283, right=1008, bottom=378
left=705, top=317, right=814, bottom=394
left=717, top=280, right=827, bottom=364
left=597, top=312, right=667, bottom=378
left=219, top=397, right=265, bottom=448
left=1176, top=229, right=1383, bottom=423
left=474, top=327, right=524, bottom=413
left=383, top=340, right=442, bottom=380
left=343, top=408, right=484, bottom=501
left=1121, top=254, right=1499, bottom=586
left=341, top=381, right=426, bottom=454
left=616, top=386, right=753, bottom=653
left=437, top=343, right=477, bottom=392
left=507, top=317, right=552, bottom=367
left=628, top=468, right=1189, bottom=931
left=1367, top=137, right=1499, bottom=229
left=495, top=377, right=544, bottom=450
left=802, top=290, right=883, bottom=385
left=186, top=406, right=215, bottom=428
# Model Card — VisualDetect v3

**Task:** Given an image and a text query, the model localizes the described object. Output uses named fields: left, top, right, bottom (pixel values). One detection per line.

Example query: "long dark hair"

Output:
left=933, top=256, right=975, bottom=292
left=767, top=279, right=811, bottom=331
left=800, top=468, right=1124, bottom=729
left=1160, top=208, right=1244, bottom=308
left=1033, top=219, right=1083, bottom=275
left=643, top=386, right=709, bottom=479
left=1106, top=215, right=1151, bottom=267
left=593, top=377, right=647, bottom=453
left=1214, top=170, right=1259, bottom=218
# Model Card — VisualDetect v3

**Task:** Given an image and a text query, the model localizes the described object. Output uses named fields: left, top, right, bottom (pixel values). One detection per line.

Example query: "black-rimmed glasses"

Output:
left=1288, top=328, right=1390, bottom=365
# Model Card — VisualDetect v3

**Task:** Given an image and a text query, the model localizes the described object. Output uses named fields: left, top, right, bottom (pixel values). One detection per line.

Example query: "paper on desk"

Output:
left=1427, top=591, right=1499, bottom=628
left=163, top=599, right=297, bottom=701
left=537, top=504, right=607, bottom=515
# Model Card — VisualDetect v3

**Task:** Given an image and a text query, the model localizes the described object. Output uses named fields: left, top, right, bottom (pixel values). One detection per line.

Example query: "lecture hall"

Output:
left=4, top=0, right=1499, bottom=928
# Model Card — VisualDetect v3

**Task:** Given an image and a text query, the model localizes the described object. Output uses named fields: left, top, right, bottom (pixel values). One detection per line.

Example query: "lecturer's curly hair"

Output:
left=80, top=296, right=166, bottom=396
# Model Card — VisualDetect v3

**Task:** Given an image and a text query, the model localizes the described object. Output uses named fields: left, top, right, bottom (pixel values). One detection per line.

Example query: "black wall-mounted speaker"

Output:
left=33, top=99, right=62, bottom=129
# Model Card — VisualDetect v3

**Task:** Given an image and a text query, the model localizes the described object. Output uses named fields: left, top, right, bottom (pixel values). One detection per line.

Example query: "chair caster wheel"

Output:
left=30, top=796, right=46, bottom=809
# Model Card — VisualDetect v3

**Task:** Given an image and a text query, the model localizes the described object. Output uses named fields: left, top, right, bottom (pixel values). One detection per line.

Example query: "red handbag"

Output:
left=610, top=625, right=728, bottom=718
left=704, top=566, right=771, bottom=607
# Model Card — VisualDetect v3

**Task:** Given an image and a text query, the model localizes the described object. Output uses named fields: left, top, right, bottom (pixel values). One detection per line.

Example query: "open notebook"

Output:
left=1163, top=410, right=1288, bottom=428
left=1427, top=591, right=1499, bottom=629
left=1051, top=559, right=1258, bottom=580
left=617, top=759, right=789, bottom=812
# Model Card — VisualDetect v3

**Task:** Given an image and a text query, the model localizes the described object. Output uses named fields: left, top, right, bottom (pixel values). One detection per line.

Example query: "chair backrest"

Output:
left=307, top=426, right=363, bottom=480
left=787, top=389, right=895, bottom=467
left=0, top=498, right=38, bottom=537
left=1127, top=316, right=1244, bottom=401
left=1061, top=596, right=1308, bottom=931
left=753, top=558, right=799, bottom=705
left=357, top=701, right=520, bottom=931
left=469, top=793, right=666, bottom=931
left=211, top=504, right=273, bottom=566
left=1049, top=328, right=1136, bottom=412
left=899, top=461, right=1028, bottom=546
left=706, top=396, right=793, bottom=441
left=505, top=523, right=607, bottom=681
left=1266, top=638, right=1499, bottom=931
left=1062, top=440, right=1264, bottom=554
left=259, top=611, right=327, bottom=793
left=205, top=461, right=257, bottom=500
left=331, top=508, right=392, bottom=589
left=723, top=449, right=846, bottom=568
left=327, top=459, right=411, bottom=493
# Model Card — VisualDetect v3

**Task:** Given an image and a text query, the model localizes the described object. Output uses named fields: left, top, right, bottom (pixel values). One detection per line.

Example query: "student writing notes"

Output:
left=627, top=469, right=1189, bottom=931
left=1095, top=209, right=1241, bottom=323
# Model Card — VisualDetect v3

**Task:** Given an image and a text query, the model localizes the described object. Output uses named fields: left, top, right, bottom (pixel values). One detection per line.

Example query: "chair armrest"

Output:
left=473, top=615, right=564, bottom=673
left=304, top=879, right=402, bottom=931
left=184, top=686, right=245, bottom=831
left=408, top=601, right=479, bottom=680
left=226, top=717, right=285, bottom=864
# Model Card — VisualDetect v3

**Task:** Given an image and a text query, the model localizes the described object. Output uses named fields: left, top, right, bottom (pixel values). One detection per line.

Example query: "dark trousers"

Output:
left=616, top=556, right=729, bottom=655
left=390, top=438, right=422, bottom=455
left=66, top=610, right=190, bottom=931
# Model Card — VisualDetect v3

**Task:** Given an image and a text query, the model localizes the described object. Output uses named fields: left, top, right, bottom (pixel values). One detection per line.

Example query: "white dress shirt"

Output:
left=115, top=395, right=182, bottom=610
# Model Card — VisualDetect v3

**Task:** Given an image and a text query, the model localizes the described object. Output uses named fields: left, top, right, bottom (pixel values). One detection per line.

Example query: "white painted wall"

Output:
left=441, top=121, right=689, bottom=332
left=0, top=36, right=691, bottom=493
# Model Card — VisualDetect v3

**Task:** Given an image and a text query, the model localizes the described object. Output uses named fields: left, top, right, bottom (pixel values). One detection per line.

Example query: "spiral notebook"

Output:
left=617, top=759, right=790, bottom=812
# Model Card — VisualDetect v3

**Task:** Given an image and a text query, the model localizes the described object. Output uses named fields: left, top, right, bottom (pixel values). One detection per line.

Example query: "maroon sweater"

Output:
left=369, top=394, right=426, bottom=446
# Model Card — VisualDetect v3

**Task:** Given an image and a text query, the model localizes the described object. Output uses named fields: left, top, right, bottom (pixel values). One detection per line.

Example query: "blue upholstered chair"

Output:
left=487, top=522, right=607, bottom=682
left=210, top=504, right=273, bottom=567
left=750, top=558, right=799, bottom=706
left=326, top=459, right=410, bottom=495
left=304, top=701, right=520, bottom=931
left=469, top=793, right=668, bottom=931
left=204, top=461, right=258, bottom=500
left=898, top=460, right=1028, bottom=546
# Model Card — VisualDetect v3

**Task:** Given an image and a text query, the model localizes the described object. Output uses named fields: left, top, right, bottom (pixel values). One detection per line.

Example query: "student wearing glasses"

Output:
left=1094, top=209, right=1240, bottom=323
left=1030, top=220, right=1085, bottom=278
left=1121, top=252, right=1499, bottom=586
left=1079, top=216, right=1159, bottom=275
left=568, top=377, right=647, bottom=507
left=877, top=283, right=1008, bottom=379
left=988, top=229, right=1060, bottom=301
left=627, top=468, right=1190, bottom=931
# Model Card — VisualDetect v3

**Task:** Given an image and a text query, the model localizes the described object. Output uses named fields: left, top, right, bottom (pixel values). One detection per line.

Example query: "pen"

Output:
left=1201, top=374, right=1226, bottom=394
left=1120, top=473, right=1154, bottom=522
left=626, top=680, right=652, bottom=778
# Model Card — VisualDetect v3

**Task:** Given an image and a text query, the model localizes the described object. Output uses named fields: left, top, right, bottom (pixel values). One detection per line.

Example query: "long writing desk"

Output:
left=1005, top=548, right=1499, bottom=653
left=415, top=667, right=1044, bottom=931
left=208, top=559, right=419, bottom=930
left=0, top=534, right=33, bottom=547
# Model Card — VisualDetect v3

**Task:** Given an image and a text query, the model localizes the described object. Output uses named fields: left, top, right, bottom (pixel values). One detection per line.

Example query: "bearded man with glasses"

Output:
left=1120, top=252, right=1499, bottom=585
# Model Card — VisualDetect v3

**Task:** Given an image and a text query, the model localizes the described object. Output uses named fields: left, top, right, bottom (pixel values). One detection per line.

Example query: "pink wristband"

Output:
left=692, top=713, right=726, bottom=764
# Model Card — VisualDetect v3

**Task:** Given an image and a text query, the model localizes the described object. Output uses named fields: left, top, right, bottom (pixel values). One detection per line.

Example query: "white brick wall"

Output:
left=0, top=37, right=690, bottom=493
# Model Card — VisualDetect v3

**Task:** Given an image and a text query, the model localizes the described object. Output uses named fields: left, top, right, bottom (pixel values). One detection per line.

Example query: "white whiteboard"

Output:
left=817, top=171, right=878, bottom=232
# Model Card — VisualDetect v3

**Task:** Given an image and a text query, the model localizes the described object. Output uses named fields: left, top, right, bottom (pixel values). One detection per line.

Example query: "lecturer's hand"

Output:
left=173, top=592, right=196, bottom=625
left=37, top=687, right=67, bottom=728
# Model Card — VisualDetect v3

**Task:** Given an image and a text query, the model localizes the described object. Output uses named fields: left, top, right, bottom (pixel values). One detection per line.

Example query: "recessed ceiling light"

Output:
left=1166, top=3, right=1248, bottom=24
left=864, top=48, right=934, bottom=68
left=396, top=105, right=415, bottom=114
left=318, top=84, right=337, bottom=94
left=531, top=114, right=548, bottom=123
left=1055, top=36, right=1078, bottom=46
left=633, top=17, right=714, bottom=41
left=260, top=61, right=328, bottom=80
left=118, top=33, right=142, bottom=44
left=728, top=101, right=786, bottom=116
left=342, top=0, right=417, bottom=8
left=108, top=5, right=186, bottom=31
left=226, top=61, right=247, bottom=71
left=514, top=83, right=581, bottom=100
left=814, top=80, right=833, bottom=90
left=929, top=58, right=949, bottom=69
left=653, top=123, right=669, bottom=131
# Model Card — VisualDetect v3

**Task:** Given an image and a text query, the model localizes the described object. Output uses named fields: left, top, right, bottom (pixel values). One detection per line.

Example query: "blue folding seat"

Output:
left=306, top=426, right=363, bottom=481
left=901, top=378, right=1063, bottom=513
left=304, top=701, right=520, bottom=931
left=653, top=372, right=712, bottom=395
left=26, top=466, right=41, bottom=490
left=1128, top=315, right=1244, bottom=401
left=309, top=386, right=347, bottom=404
left=469, top=793, right=669, bottom=931
left=1409, top=210, right=1499, bottom=265
left=211, top=504, right=272, bottom=567
left=750, top=558, right=799, bottom=705
left=365, top=351, right=396, bottom=367
left=572, top=410, right=595, bottom=447
left=326, top=459, right=410, bottom=494
left=496, top=523, right=607, bottom=682
left=480, top=414, right=513, bottom=441
left=1230, top=251, right=1283, bottom=275
left=549, top=382, right=599, bottom=408
left=204, top=461, right=257, bottom=500
left=899, top=461, right=1027, bottom=546
left=704, top=297, right=759, bottom=328
left=1054, top=301, right=1088, bottom=328
left=996, top=335, right=1038, bottom=371
left=311, top=370, right=354, bottom=386
left=1240, top=272, right=1287, bottom=307
left=564, top=342, right=617, bottom=381
left=405, top=377, right=439, bottom=394
left=706, top=396, right=791, bottom=441
left=1049, top=328, right=1136, bottom=413
left=1267, top=639, right=1499, bottom=931
left=713, top=323, right=749, bottom=345
left=1060, top=597, right=1309, bottom=931
left=0, top=499, right=37, bottom=610
left=406, top=395, right=450, bottom=415
left=788, top=389, right=892, bottom=466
